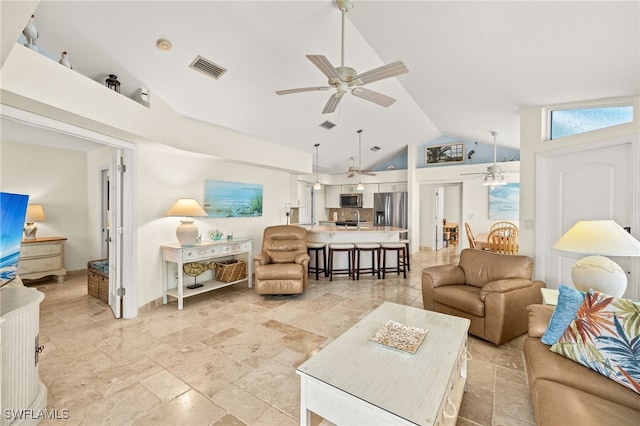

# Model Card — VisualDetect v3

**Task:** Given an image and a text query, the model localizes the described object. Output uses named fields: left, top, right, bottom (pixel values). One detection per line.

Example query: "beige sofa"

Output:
left=525, top=304, right=640, bottom=425
left=422, top=249, right=545, bottom=345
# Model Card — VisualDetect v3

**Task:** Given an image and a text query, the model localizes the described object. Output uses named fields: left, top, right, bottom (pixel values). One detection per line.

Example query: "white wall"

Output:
left=415, top=163, right=520, bottom=250
left=134, top=144, right=292, bottom=308
left=519, top=96, right=640, bottom=257
left=0, top=140, right=90, bottom=272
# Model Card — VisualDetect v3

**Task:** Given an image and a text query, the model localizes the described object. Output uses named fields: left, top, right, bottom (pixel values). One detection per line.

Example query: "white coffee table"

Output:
left=297, top=302, right=470, bottom=425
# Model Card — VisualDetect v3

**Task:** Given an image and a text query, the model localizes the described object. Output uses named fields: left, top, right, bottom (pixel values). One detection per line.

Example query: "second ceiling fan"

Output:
left=276, top=0, right=409, bottom=114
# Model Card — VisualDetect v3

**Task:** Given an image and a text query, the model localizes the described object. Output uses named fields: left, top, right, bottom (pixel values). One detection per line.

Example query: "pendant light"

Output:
left=313, top=143, right=321, bottom=190
left=356, top=129, right=364, bottom=191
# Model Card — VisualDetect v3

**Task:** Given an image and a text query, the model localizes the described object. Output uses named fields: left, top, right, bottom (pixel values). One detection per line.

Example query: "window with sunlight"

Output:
left=549, top=105, right=633, bottom=140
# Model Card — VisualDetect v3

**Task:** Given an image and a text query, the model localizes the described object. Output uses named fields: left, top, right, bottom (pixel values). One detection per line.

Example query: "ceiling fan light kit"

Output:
left=276, top=0, right=408, bottom=114
left=461, top=131, right=514, bottom=186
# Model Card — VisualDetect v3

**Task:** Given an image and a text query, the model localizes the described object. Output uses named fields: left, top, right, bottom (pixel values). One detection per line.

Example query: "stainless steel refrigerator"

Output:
left=374, top=192, right=408, bottom=235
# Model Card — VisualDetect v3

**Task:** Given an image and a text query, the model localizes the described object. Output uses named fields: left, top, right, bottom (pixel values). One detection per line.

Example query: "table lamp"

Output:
left=552, top=220, right=640, bottom=297
left=165, top=199, right=208, bottom=246
left=24, top=204, right=46, bottom=240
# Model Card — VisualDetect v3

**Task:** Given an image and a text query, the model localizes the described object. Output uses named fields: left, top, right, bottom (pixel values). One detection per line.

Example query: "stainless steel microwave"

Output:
left=340, top=193, right=363, bottom=208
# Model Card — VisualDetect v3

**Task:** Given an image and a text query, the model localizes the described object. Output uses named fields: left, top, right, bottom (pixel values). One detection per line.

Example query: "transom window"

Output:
left=549, top=104, right=633, bottom=140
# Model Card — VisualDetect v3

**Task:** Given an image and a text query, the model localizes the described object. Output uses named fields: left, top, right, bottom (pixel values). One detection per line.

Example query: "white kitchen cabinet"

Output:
left=378, top=182, right=408, bottom=193
left=325, top=185, right=341, bottom=208
left=362, top=184, right=378, bottom=208
left=297, top=182, right=308, bottom=207
left=341, top=184, right=357, bottom=194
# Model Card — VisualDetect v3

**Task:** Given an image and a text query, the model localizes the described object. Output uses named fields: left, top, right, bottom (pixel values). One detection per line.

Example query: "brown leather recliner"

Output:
left=254, top=225, right=310, bottom=295
left=422, top=249, right=545, bottom=345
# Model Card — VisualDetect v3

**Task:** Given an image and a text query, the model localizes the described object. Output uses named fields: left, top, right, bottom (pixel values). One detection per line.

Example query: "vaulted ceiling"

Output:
left=4, top=1, right=639, bottom=173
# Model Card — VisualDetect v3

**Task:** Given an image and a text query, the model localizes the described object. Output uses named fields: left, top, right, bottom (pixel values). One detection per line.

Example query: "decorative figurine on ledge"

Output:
left=23, top=14, right=38, bottom=51
left=105, top=74, right=121, bottom=93
left=59, top=51, right=72, bottom=68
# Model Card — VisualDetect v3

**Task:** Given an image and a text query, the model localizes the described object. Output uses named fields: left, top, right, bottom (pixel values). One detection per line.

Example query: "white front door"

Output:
left=108, top=150, right=124, bottom=319
left=537, top=139, right=635, bottom=296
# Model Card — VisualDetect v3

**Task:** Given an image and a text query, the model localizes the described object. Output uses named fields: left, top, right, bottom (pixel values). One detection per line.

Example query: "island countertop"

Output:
left=301, top=225, right=407, bottom=233
left=301, top=225, right=407, bottom=244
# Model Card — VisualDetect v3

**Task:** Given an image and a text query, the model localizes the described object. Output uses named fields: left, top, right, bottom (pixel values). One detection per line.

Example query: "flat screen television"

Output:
left=0, top=192, right=29, bottom=287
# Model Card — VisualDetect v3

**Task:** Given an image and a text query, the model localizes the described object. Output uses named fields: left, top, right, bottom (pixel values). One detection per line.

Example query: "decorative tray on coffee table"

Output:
left=369, top=320, right=429, bottom=354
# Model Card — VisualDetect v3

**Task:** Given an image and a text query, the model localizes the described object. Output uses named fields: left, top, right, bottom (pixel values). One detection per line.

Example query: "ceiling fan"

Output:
left=346, top=129, right=376, bottom=178
left=461, top=131, right=517, bottom=186
left=276, top=0, right=409, bottom=114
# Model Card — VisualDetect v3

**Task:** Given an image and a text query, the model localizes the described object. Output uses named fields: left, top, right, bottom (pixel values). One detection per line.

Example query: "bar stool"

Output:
left=307, top=241, right=327, bottom=280
left=379, top=242, right=407, bottom=279
left=328, top=243, right=355, bottom=281
left=355, top=243, right=380, bottom=280
left=399, top=239, right=411, bottom=271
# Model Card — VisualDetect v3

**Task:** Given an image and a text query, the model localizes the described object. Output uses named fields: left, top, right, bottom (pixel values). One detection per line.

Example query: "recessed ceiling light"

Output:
left=156, top=38, right=172, bottom=51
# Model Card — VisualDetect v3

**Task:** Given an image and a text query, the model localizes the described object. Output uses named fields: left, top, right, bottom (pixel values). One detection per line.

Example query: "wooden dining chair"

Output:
left=489, top=221, right=518, bottom=237
left=487, top=228, right=519, bottom=255
left=465, top=222, right=477, bottom=249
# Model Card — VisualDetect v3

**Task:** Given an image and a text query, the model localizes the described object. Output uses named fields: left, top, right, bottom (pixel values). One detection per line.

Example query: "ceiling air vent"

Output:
left=189, top=55, right=227, bottom=80
left=319, top=120, right=336, bottom=130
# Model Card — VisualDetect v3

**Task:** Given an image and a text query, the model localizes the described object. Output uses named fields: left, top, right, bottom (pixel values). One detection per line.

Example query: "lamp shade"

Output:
left=552, top=220, right=640, bottom=256
left=165, top=199, right=207, bottom=217
left=26, top=204, right=46, bottom=222
left=165, top=199, right=207, bottom=246
left=553, top=220, right=640, bottom=297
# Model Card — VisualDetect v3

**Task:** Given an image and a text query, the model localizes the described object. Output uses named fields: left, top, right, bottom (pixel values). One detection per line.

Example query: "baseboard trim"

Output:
left=138, top=297, right=163, bottom=315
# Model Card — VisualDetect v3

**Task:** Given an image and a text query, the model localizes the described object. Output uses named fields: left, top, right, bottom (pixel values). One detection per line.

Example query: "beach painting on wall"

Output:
left=0, top=192, right=29, bottom=287
left=489, top=183, right=519, bottom=220
left=204, top=180, right=263, bottom=218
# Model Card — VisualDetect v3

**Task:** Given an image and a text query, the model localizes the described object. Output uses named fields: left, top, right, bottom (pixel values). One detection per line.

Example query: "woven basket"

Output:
left=215, top=260, right=246, bottom=283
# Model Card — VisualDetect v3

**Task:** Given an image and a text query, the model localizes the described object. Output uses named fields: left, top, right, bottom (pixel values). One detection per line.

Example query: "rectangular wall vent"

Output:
left=189, top=55, right=227, bottom=80
left=319, top=120, right=336, bottom=130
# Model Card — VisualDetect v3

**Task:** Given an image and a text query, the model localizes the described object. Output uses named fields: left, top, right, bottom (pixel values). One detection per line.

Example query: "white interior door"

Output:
left=108, top=150, right=124, bottom=319
left=538, top=140, right=633, bottom=295
left=434, top=187, right=444, bottom=250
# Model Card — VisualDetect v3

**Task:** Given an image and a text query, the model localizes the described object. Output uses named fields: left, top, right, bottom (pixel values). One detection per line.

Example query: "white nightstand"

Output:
left=18, top=237, right=67, bottom=282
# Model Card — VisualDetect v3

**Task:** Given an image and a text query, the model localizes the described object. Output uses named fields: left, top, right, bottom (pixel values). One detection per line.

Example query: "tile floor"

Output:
left=30, top=247, right=535, bottom=426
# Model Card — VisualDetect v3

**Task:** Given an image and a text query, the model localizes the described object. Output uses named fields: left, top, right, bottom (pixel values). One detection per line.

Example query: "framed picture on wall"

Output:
left=204, top=180, right=263, bottom=218
left=489, top=183, right=519, bottom=220
left=425, top=142, right=465, bottom=165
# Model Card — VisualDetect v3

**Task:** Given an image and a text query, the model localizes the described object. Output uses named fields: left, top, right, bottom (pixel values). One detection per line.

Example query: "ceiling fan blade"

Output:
left=347, top=172, right=355, bottom=178
left=351, top=88, right=396, bottom=108
left=459, top=172, right=487, bottom=176
left=306, top=55, right=341, bottom=80
left=361, top=171, right=376, bottom=176
left=322, top=92, right=344, bottom=114
left=354, top=61, right=408, bottom=85
left=276, top=86, right=331, bottom=95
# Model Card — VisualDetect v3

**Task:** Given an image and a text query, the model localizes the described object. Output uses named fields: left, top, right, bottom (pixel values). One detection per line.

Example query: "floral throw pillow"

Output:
left=550, top=290, right=640, bottom=394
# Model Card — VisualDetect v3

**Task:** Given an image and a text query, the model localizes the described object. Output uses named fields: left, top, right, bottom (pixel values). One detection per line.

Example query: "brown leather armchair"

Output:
left=422, top=249, right=545, bottom=345
left=254, top=225, right=310, bottom=295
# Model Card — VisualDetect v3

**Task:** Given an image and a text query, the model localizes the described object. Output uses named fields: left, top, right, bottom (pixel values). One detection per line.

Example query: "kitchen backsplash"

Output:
left=290, top=208, right=373, bottom=224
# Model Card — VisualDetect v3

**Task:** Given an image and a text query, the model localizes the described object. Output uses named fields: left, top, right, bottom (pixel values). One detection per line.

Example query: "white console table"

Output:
left=162, top=238, right=253, bottom=310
